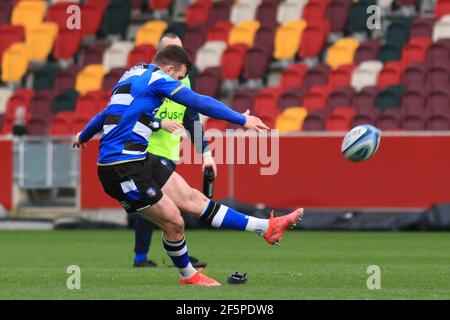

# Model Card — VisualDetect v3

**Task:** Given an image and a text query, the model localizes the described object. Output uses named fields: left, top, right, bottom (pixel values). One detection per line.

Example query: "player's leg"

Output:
left=133, top=215, right=157, bottom=267
left=160, top=171, right=304, bottom=244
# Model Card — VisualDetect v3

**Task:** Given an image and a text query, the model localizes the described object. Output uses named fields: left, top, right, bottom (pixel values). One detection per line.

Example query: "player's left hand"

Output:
left=202, top=153, right=217, bottom=178
left=72, top=132, right=86, bottom=149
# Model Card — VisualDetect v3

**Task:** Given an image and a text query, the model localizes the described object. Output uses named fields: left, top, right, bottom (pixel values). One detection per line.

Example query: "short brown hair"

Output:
left=152, top=44, right=192, bottom=71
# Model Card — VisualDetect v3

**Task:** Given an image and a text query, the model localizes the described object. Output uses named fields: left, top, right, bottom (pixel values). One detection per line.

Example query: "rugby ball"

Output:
left=341, top=124, right=381, bottom=162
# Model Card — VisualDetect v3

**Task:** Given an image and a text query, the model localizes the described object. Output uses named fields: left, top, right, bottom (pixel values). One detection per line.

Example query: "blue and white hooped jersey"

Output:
left=79, top=63, right=246, bottom=166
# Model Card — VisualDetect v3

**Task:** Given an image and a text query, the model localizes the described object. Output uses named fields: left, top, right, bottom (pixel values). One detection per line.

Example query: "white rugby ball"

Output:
left=341, top=124, right=381, bottom=162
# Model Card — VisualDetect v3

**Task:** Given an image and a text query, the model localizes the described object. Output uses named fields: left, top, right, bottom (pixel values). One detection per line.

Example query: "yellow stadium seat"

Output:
left=275, top=107, right=308, bottom=133
left=1, top=43, right=29, bottom=83
left=25, top=22, right=58, bottom=62
left=135, top=20, right=168, bottom=47
left=326, top=37, right=359, bottom=69
left=228, top=20, right=260, bottom=47
left=11, top=1, right=47, bottom=32
left=274, top=20, right=307, bottom=60
left=75, top=64, right=107, bottom=95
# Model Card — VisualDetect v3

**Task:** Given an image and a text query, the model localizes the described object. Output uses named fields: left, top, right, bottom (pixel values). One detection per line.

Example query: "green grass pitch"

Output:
left=0, top=230, right=449, bottom=299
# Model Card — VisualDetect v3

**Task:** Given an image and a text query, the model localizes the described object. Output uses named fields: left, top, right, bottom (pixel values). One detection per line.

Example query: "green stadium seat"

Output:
left=376, top=85, right=406, bottom=111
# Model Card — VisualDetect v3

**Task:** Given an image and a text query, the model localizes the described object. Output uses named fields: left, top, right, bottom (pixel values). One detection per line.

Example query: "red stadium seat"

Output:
left=29, top=90, right=54, bottom=123
left=50, top=111, right=75, bottom=135
left=206, top=1, right=232, bottom=27
left=299, top=20, right=330, bottom=59
left=325, top=107, right=356, bottom=131
left=278, top=87, right=305, bottom=111
left=0, top=25, right=24, bottom=68
left=302, top=110, right=327, bottom=131
left=54, top=28, right=82, bottom=60
left=327, top=64, right=355, bottom=90
left=27, top=116, right=49, bottom=136
left=303, top=86, right=330, bottom=112
left=426, top=65, right=450, bottom=91
left=127, top=44, right=157, bottom=68
left=204, top=118, right=228, bottom=132
left=220, top=44, right=247, bottom=80
left=102, top=67, right=127, bottom=92
left=401, top=114, right=426, bottom=131
left=427, top=39, right=450, bottom=67
left=81, top=2, right=106, bottom=37
left=401, top=87, right=426, bottom=114
left=195, top=67, right=221, bottom=97
left=302, top=0, right=329, bottom=24
left=148, top=0, right=173, bottom=10
left=279, top=63, right=308, bottom=91
left=242, top=46, right=271, bottom=80
left=0, top=1, right=13, bottom=27
left=207, top=21, right=233, bottom=42
left=377, top=61, right=404, bottom=90
left=81, top=41, right=110, bottom=67
left=401, top=38, right=431, bottom=68
left=354, top=39, right=381, bottom=65
left=304, top=63, right=331, bottom=90
left=255, top=1, right=278, bottom=28
left=231, top=88, right=259, bottom=113
left=410, top=17, right=436, bottom=39
left=185, top=1, right=212, bottom=27
left=326, top=0, right=351, bottom=33
left=71, top=115, right=91, bottom=133
left=253, top=26, right=276, bottom=56
left=183, top=25, right=208, bottom=60
left=47, top=3, right=75, bottom=30
left=54, top=66, right=80, bottom=95
left=253, top=87, right=282, bottom=128
left=75, top=91, right=103, bottom=118
left=376, top=109, right=402, bottom=131
left=435, top=0, right=450, bottom=18
left=401, top=62, right=427, bottom=89
left=426, top=89, right=450, bottom=113
left=353, top=86, right=380, bottom=111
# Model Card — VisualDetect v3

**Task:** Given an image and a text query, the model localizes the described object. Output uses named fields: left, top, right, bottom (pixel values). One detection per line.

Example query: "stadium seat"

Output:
left=148, top=0, right=173, bottom=10
left=302, top=0, right=329, bottom=24
left=52, top=89, right=79, bottom=114
left=276, top=0, right=307, bottom=25
left=401, top=87, right=426, bottom=114
left=426, top=65, right=450, bottom=91
left=183, top=25, right=208, bottom=60
left=54, top=66, right=80, bottom=96
left=195, top=41, right=227, bottom=73
left=426, top=114, right=450, bottom=130
left=127, top=44, right=156, bottom=68
left=204, top=118, right=228, bottom=132
left=207, top=21, right=233, bottom=42
left=427, top=39, right=450, bottom=67
left=347, top=0, right=377, bottom=34
left=328, top=64, right=356, bottom=90
left=432, top=15, right=450, bottom=42
left=29, top=90, right=54, bottom=123
left=303, top=86, right=330, bottom=111
left=326, top=38, right=359, bottom=69
left=75, top=91, right=102, bottom=118
left=165, top=22, right=187, bottom=39
left=102, top=67, right=127, bottom=92
left=0, top=25, right=25, bottom=69
left=299, top=20, right=330, bottom=59
left=352, top=108, right=379, bottom=127
left=103, top=41, right=134, bottom=71
left=5, top=88, right=35, bottom=124
left=385, top=18, right=412, bottom=47
left=354, top=39, right=380, bottom=65
left=304, top=63, right=331, bottom=90
left=195, top=67, right=221, bottom=97
left=401, top=62, right=427, bottom=89
left=435, top=0, right=450, bottom=18
left=351, top=61, right=383, bottom=91
left=228, top=20, right=260, bottom=47
left=231, top=88, right=259, bottom=113
left=54, top=28, right=82, bottom=60
left=81, top=2, right=106, bottom=37
left=206, top=1, right=232, bottom=27
left=11, top=0, right=47, bottom=31
left=99, top=0, right=131, bottom=37
left=220, top=44, right=247, bottom=80
left=302, top=109, right=327, bottom=131
left=353, top=86, right=380, bottom=110
left=50, top=111, right=75, bottom=135
left=81, top=42, right=110, bottom=67
left=378, top=42, right=403, bottom=63
left=401, top=114, right=426, bottom=130
left=253, top=26, right=276, bottom=56
left=275, top=107, right=308, bottom=133
left=253, top=87, right=282, bottom=124
left=410, top=17, right=436, bottom=39
left=75, top=64, right=107, bottom=95
left=242, top=46, right=271, bottom=81
left=255, top=1, right=278, bottom=28
left=426, top=89, right=450, bottom=113
left=325, top=107, right=356, bottom=131
left=279, top=63, right=308, bottom=91
left=71, top=115, right=91, bottom=134
left=327, top=86, right=355, bottom=110
left=278, top=87, right=305, bottom=111
left=274, top=20, right=307, bottom=60
left=25, top=22, right=58, bottom=62
left=136, top=20, right=168, bottom=47
left=1, top=42, right=29, bottom=83
left=185, top=0, right=212, bottom=27
left=230, top=1, right=259, bottom=25
left=27, top=116, right=50, bottom=136
left=376, top=85, right=406, bottom=111
left=375, top=109, right=402, bottom=130
left=0, top=2, right=13, bottom=27
left=377, top=61, right=404, bottom=90
left=401, top=38, right=431, bottom=68
left=47, top=2, right=77, bottom=30
left=326, top=0, right=352, bottom=33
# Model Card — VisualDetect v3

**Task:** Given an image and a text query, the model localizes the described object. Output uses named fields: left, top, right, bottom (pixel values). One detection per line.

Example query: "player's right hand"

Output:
left=161, top=120, right=185, bottom=135
left=72, top=132, right=86, bottom=149
left=242, top=110, right=270, bottom=132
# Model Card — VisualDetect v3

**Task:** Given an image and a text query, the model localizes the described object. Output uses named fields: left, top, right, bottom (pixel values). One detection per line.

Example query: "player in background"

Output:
left=73, top=45, right=303, bottom=286
left=133, top=34, right=212, bottom=269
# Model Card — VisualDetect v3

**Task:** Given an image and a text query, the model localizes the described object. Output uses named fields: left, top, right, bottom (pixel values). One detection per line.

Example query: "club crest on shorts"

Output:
left=120, top=201, right=131, bottom=210
left=147, top=187, right=157, bottom=198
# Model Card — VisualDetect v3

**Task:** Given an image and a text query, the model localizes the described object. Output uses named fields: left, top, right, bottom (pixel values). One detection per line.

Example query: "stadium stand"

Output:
left=0, top=0, right=450, bottom=135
